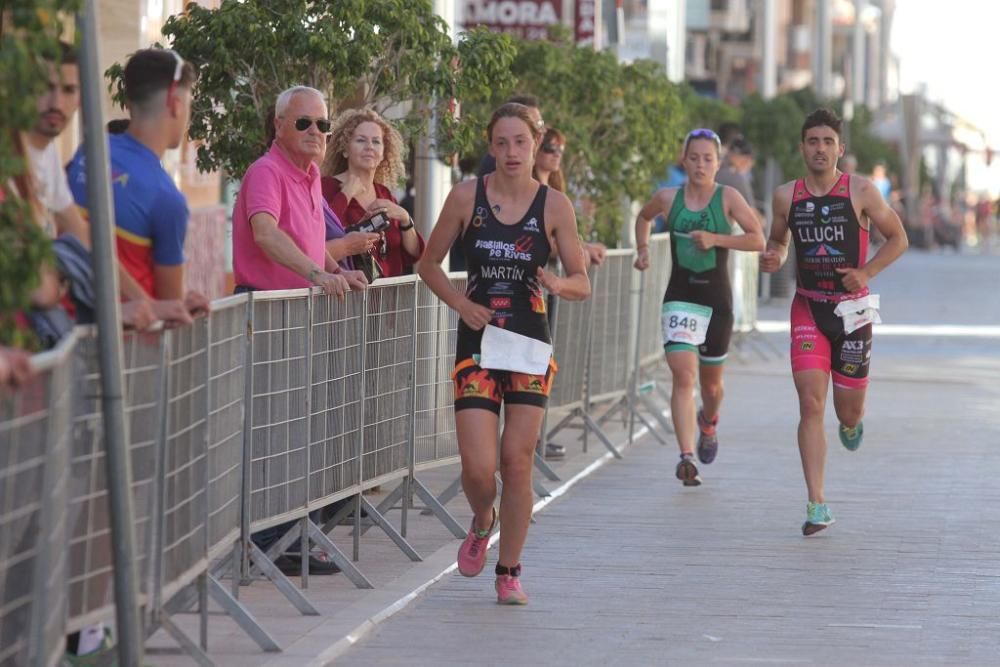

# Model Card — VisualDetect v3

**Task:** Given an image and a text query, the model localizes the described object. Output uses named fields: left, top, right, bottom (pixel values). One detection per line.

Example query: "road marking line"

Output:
left=827, top=623, right=923, bottom=630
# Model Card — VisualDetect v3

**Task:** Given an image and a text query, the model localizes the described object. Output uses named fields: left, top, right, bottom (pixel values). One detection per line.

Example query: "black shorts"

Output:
left=661, top=295, right=733, bottom=365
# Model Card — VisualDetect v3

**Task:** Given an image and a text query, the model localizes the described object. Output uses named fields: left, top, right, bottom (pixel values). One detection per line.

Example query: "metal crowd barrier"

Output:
left=730, top=249, right=759, bottom=333
left=0, top=331, right=75, bottom=667
left=67, top=329, right=159, bottom=633
left=636, top=234, right=672, bottom=369
left=0, top=251, right=759, bottom=663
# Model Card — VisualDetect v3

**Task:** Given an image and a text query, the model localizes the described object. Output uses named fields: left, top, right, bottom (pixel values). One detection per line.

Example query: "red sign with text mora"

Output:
left=463, top=1, right=563, bottom=41
left=575, top=0, right=597, bottom=46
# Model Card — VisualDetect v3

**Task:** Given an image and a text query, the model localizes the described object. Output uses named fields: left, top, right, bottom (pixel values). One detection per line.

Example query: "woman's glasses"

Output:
left=294, top=117, right=332, bottom=133
left=541, top=144, right=564, bottom=156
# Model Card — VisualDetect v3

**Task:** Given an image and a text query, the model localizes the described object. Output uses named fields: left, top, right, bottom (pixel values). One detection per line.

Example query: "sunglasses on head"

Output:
left=294, top=117, right=332, bottom=133
left=685, top=128, right=722, bottom=147
left=165, top=49, right=185, bottom=103
left=541, top=144, right=563, bottom=155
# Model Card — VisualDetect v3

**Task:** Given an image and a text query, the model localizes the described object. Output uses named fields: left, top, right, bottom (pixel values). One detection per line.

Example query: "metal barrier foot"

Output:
left=357, top=496, right=422, bottom=561
left=207, top=575, right=281, bottom=652
left=533, top=451, right=561, bottom=482
left=639, top=393, right=675, bottom=437
left=412, top=478, right=467, bottom=539
left=357, top=481, right=406, bottom=537
left=420, top=476, right=462, bottom=517
left=582, top=413, right=623, bottom=459
left=248, top=543, right=321, bottom=615
left=163, top=572, right=283, bottom=654
left=307, top=522, right=375, bottom=589
left=157, top=612, right=216, bottom=667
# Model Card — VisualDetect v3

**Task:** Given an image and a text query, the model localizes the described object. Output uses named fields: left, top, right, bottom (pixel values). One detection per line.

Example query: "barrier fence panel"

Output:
left=158, top=320, right=210, bottom=603
left=637, top=234, right=672, bottom=368
left=206, top=296, right=248, bottom=558
left=730, top=250, right=759, bottom=333
left=1, top=234, right=743, bottom=658
left=308, top=290, right=365, bottom=507
left=547, top=271, right=593, bottom=413
left=246, top=290, right=312, bottom=532
left=412, top=274, right=465, bottom=469
left=361, top=277, right=417, bottom=488
left=587, top=251, right=636, bottom=405
left=66, top=329, right=160, bottom=632
left=0, top=332, right=75, bottom=667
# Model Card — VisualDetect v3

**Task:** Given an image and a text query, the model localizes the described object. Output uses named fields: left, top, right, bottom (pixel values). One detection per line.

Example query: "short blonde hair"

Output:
left=322, top=108, right=406, bottom=187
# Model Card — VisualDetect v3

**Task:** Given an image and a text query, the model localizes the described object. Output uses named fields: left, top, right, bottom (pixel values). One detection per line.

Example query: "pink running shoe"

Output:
left=495, top=566, right=528, bottom=605
left=457, top=507, right=496, bottom=577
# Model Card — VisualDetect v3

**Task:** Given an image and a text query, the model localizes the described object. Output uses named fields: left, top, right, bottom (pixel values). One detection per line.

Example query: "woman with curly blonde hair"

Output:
left=321, top=108, right=424, bottom=278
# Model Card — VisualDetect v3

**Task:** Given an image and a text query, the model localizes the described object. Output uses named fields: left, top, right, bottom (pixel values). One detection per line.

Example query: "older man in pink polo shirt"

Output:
left=232, top=85, right=369, bottom=576
left=233, top=85, right=368, bottom=295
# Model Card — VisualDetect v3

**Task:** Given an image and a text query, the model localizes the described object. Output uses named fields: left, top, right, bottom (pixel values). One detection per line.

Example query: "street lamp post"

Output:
left=77, top=1, right=144, bottom=664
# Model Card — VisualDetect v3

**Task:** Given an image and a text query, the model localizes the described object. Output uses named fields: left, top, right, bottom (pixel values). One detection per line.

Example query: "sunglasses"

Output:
left=294, top=117, right=332, bottom=133
left=684, top=128, right=722, bottom=150
left=165, top=49, right=185, bottom=103
left=541, top=144, right=564, bottom=156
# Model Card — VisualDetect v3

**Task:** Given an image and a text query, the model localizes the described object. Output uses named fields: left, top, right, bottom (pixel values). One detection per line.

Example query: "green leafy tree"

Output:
left=0, top=2, right=78, bottom=348
left=107, top=0, right=516, bottom=179
left=679, top=84, right=741, bottom=145
left=739, top=92, right=807, bottom=183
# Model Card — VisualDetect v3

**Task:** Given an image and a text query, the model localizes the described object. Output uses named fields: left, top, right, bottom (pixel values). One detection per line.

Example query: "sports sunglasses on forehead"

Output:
left=685, top=128, right=722, bottom=147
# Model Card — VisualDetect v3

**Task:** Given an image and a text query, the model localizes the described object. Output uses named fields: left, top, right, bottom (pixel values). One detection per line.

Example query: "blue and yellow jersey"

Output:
left=67, top=133, right=188, bottom=297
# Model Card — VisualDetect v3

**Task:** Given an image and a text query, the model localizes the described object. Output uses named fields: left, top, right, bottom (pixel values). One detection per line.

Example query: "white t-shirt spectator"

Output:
left=27, top=141, right=75, bottom=215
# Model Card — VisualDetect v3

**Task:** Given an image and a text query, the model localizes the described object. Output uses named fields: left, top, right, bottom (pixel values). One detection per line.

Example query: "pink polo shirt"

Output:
left=232, top=143, right=326, bottom=290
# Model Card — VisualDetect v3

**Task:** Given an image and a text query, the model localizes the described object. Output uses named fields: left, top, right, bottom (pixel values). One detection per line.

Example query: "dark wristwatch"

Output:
left=399, top=217, right=415, bottom=232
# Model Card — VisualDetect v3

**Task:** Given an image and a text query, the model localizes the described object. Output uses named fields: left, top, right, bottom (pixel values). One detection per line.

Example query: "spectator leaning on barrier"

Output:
left=28, top=41, right=158, bottom=305
left=321, top=107, right=425, bottom=280
left=232, top=85, right=368, bottom=576
left=5, top=133, right=186, bottom=666
left=232, top=86, right=362, bottom=297
left=261, top=104, right=376, bottom=275
left=66, top=48, right=209, bottom=317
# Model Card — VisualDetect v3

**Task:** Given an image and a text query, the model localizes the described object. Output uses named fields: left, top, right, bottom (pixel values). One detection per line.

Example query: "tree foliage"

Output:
left=0, top=1, right=77, bottom=348
left=460, top=31, right=687, bottom=245
left=741, top=88, right=899, bottom=183
left=739, top=92, right=807, bottom=182
left=110, top=0, right=517, bottom=178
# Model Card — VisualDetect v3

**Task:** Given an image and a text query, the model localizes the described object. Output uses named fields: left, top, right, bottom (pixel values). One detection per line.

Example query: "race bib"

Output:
left=662, top=301, right=712, bottom=347
left=479, top=324, right=553, bottom=375
left=834, top=294, right=881, bottom=334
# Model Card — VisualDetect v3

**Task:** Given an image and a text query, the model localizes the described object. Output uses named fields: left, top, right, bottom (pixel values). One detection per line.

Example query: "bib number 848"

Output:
left=667, top=315, right=698, bottom=332
left=662, top=301, right=713, bottom=347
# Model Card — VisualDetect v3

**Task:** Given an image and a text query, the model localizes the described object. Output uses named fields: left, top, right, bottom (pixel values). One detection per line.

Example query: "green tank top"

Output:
left=665, top=185, right=731, bottom=273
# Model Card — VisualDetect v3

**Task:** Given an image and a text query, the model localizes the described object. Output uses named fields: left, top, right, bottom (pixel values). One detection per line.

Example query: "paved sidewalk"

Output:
left=336, top=346, right=1000, bottom=666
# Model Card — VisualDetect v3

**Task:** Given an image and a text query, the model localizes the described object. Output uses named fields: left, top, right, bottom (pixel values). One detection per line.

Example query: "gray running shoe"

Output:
left=696, top=410, right=719, bottom=464
left=675, top=454, right=702, bottom=487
